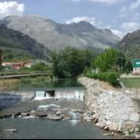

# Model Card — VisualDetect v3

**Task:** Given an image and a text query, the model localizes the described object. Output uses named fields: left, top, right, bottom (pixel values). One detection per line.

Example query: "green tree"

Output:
left=51, top=47, right=93, bottom=78
left=94, top=48, right=126, bottom=72
left=125, top=61, right=133, bottom=74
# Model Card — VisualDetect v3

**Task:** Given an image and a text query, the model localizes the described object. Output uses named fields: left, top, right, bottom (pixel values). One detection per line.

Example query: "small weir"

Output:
left=34, top=90, right=85, bottom=101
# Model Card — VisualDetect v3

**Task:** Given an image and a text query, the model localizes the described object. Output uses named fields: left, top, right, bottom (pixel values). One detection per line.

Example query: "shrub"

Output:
left=84, top=70, right=120, bottom=86
left=21, top=78, right=32, bottom=84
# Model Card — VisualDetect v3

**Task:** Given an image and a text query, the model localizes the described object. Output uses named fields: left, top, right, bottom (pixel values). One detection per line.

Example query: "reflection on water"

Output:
left=19, top=79, right=84, bottom=91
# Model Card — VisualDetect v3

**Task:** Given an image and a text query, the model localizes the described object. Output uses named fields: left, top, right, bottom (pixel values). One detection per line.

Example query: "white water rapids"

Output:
left=34, top=90, right=85, bottom=101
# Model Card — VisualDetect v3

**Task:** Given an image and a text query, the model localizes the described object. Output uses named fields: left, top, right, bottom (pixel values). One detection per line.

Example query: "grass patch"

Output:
left=121, top=77, right=140, bottom=88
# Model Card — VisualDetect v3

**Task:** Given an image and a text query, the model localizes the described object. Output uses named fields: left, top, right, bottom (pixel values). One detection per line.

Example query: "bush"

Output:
left=21, top=78, right=32, bottom=84
left=84, top=70, right=120, bottom=86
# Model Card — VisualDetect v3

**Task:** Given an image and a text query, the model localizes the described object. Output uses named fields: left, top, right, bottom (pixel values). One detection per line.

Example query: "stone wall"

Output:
left=78, top=77, right=140, bottom=132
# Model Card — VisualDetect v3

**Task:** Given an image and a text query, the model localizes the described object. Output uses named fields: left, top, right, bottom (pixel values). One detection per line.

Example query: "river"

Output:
left=0, top=79, right=123, bottom=139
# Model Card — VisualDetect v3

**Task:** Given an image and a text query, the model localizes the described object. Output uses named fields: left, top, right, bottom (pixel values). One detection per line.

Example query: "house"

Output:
left=131, top=59, right=140, bottom=75
left=2, top=62, right=26, bottom=70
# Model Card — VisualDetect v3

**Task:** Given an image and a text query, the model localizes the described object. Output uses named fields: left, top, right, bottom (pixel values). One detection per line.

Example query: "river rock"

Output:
left=21, top=113, right=29, bottom=117
left=129, top=112, right=140, bottom=122
left=124, top=121, right=137, bottom=130
left=47, top=114, right=64, bottom=121
left=108, top=122, right=118, bottom=131
left=121, top=114, right=129, bottom=121
left=83, top=116, right=93, bottom=122
left=4, top=129, right=17, bottom=133
left=95, top=122, right=105, bottom=128
left=56, top=110, right=63, bottom=116
left=63, top=116, right=71, bottom=120
left=35, top=111, right=48, bottom=118
left=30, top=110, right=36, bottom=116
left=77, top=110, right=84, bottom=114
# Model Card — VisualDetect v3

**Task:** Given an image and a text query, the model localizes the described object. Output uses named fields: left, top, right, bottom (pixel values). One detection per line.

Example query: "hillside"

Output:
left=0, top=15, right=120, bottom=52
left=117, top=30, right=140, bottom=60
left=0, top=25, right=51, bottom=61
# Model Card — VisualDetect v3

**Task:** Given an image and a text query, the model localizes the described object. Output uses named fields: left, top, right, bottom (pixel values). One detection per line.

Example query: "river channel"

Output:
left=0, top=79, right=124, bottom=139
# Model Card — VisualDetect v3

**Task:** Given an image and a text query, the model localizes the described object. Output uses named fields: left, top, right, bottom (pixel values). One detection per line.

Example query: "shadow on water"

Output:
left=0, top=93, right=22, bottom=111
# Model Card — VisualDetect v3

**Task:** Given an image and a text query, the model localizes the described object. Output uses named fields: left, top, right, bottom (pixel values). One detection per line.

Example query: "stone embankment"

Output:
left=78, top=77, right=140, bottom=133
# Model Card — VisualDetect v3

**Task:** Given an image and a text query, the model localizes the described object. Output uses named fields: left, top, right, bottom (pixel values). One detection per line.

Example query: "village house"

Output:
left=131, top=59, right=140, bottom=75
left=2, top=62, right=34, bottom=70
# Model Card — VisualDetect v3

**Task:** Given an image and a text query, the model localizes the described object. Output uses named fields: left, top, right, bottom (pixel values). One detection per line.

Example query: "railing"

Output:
left=119, top=87, right=140, bottom=100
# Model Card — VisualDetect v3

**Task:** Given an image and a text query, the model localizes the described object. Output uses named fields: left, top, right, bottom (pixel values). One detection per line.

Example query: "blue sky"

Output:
left=0, top=0, right=140, bottom=38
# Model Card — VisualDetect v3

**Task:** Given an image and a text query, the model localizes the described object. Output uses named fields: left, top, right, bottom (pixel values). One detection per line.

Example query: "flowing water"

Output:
left=0, top=118, right=117, bottom=139
left=0, top=79, right=123, bottom=139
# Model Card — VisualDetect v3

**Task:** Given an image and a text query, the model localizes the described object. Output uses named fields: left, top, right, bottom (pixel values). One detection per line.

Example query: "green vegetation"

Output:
left=83, top=48, right=126, bottom=86
left=19, top=63, right=50, bottom=72
left=121, top=78, right=140, bottom=88
left=51, top=47, right=95, bottom=78
left=94, top=48, right=126, bottom=72
left=84, top=70, right=120, bottom=86
left=1, top=47, right=35, bottom=62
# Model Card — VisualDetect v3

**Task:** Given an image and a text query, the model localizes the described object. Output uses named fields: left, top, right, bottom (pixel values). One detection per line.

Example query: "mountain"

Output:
left=0, top=24, right=51, bottom=61
left=117, top=30, right=140, bottom=60
left=0, top=15, right=120, bottom=53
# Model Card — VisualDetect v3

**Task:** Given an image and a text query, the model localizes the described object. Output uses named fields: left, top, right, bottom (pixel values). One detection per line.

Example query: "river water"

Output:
left=0, top=79, right=123, bottom=139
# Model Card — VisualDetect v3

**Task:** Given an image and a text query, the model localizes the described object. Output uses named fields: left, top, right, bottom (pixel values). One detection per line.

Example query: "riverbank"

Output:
left=78, top=77, right=140, bottom=138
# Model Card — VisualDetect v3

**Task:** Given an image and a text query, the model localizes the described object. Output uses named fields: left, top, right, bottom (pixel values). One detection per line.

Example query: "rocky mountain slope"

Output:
left=0, top=24, right=51, bottom=61
left=0, top=15, right=120, bottom=53
left=117, top=30, right=140, bottom=60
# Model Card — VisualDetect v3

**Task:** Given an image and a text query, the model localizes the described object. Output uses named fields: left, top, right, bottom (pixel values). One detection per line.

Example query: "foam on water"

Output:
left=22, top=116, right=36, bottom=119
left=37, top=104, right=60, bottom=110
left=70, top=120, right=80, bottom=126
left=34, top=90, right=85, bottom=101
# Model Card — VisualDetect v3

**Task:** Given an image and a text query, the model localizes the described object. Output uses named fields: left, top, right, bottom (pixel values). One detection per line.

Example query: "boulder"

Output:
left=21, top=113, right=29, bottom=117
left=96, top=122, right=105, bottom=128
left=4, top=129, right=17, bottom=133
left=30, top=110, right=36, bottom=116
left=107, top=121, right=118, bottom=131
left=56, top=110, right=63, bottom=116
left=77, top=110, right=84, bottom=114
left=124, top=121, right=137, bottom=130
left=129, top=112, right=139, bottom=122
left=121, top=114, right=129, bottom=121
left=35, top=111, right=48, bottom=118
left=47, top=114, right=64, bottom=121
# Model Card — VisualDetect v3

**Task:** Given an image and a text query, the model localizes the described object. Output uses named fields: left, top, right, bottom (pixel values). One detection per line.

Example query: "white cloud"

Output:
left=89, top=0, right=117, bottom=5
left=121, top=22, right=140, bottom=32
left=119, top=6, right=128, bottom=17
left=130, top=0, right=140, bottom=10
left=111, top=29, right=126, bottom=38
left=0, top=1, right=25, bottom=19
left=65, top=16, right=97, bottom=25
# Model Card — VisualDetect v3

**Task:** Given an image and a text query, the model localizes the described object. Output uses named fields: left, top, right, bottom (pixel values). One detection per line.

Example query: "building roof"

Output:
left=131, top=59, right=140, bottom=68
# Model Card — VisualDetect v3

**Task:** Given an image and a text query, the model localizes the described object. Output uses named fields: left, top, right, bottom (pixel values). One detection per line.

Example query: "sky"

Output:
left=0, top=0, right=140, bottom=38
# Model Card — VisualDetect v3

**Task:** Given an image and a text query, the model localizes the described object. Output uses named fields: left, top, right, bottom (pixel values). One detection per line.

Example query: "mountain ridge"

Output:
left=0, top=15, right=120, bottom=52
left=117, top=30, right=140, bottom=60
